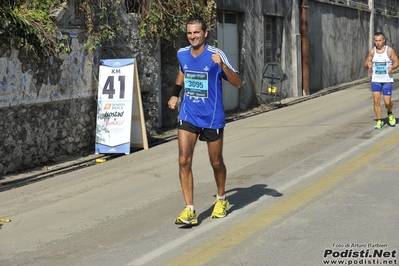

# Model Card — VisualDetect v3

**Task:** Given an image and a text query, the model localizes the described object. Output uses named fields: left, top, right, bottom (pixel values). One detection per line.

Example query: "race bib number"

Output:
left=375, top=62, right=387, bottom=74
left=184, top=71, right=208, bottom=98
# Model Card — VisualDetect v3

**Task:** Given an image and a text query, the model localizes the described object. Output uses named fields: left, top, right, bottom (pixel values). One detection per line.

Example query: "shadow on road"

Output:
left=196, top=184, right=282, bottom=225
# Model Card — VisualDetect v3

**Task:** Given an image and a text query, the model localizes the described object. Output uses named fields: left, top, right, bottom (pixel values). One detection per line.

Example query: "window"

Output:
left=218, top=12, right=238, bottom=24
left=265, top=17, right=275, bottom=64
left=264, top=16, right=283, bottom=65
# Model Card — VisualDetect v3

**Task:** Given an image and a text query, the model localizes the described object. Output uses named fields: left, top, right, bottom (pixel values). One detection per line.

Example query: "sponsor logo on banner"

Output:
left=104, top=119, right=125, bottom=126
left=103, top=111, right=124, bottom=117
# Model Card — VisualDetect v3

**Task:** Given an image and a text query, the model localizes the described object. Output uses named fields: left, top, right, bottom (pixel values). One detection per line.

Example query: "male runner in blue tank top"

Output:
left=168, top=15, right=242, bottom=225
left=364, top=32, right=399, bottom=129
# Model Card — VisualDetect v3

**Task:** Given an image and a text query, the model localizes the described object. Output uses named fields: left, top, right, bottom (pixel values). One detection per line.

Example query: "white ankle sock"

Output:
left=216, top=194, right=226, bottom=200
left=186, top=205, right=194, bottom=211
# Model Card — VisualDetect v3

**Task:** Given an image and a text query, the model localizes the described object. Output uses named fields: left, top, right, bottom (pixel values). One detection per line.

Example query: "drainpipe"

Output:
left=292, top=0, right=302, bottom=97
left=300, top=0, right=310, bottom=95
left=156, top=39, right=163, bottom=129
left=368, top=0, right=374, bottom=48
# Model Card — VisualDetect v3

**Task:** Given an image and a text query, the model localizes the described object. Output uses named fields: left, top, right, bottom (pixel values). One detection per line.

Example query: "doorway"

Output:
left=217, top=12, right=239, bottom=111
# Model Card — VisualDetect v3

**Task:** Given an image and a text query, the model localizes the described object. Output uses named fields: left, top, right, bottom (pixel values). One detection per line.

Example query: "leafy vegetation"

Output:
left=0, top=0, right=216, bottom=59
left=127, top=0, right=217, bottom=41
left=0, top=0, right=67, bottom=57
left=79, top=0, right=123, bottom=52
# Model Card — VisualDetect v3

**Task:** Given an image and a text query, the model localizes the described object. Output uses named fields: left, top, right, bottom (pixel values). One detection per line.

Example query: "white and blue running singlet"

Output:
left=371, top=45, right=393, bottom=83
left=177, top=44, right=238, bottom=129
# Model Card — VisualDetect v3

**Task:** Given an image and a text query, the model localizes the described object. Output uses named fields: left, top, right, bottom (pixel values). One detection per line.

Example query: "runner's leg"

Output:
left=207, top=132, right=226, bottom=197
left=178, top=129, right=197, bottom=205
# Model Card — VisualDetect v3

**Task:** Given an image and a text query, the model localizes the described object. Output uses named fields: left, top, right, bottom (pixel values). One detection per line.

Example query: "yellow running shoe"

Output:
left=211, top=199, right=229, bottom=218
left=388, top=114, right=396, bottom=126
left=175, top=207, right=198, bottom=225
left=374, top=120, right=384, bottom=129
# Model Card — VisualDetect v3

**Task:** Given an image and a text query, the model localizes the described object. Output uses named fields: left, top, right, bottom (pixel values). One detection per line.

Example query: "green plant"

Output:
left=133, top=0, right=217, bottom=40
left=79, top=0, right=123, bottom=52
left=0, top=0, right=69, bottom=58
left=0, top=0, right=217, bottom=58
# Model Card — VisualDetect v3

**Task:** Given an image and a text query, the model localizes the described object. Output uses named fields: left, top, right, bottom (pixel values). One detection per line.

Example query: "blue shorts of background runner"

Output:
left=371, top=82, right=393, bottom=96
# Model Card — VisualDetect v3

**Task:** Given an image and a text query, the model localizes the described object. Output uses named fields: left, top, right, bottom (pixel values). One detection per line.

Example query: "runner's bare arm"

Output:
left=388, top=47, right=399, bottom=72
left=175, top=70, right=184, bottom=86
left=212, top=49, right=242, bottom=89
left=364, top=49, right=374, bottom=69
left=168, top=70, right=184, bottom=110
left=221, top=64, right=242, bottom=89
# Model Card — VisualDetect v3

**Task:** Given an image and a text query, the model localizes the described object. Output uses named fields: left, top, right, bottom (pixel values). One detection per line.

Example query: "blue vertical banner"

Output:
left=95, top=59, right=135, bottom=154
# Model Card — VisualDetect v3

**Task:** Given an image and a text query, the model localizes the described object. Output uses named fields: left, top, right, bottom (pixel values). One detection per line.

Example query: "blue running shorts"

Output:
left=371, top=82, right=393, bottom=96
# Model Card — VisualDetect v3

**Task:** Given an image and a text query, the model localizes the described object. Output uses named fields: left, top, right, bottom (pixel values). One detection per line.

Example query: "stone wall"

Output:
left=0, top=98, right=97, bottom=174
left=0, top=35, right=99, bottom=175
left=0, top=3, right=165, bottom=176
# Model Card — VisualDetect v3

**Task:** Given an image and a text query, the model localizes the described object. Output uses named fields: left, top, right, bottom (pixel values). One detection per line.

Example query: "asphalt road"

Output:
left=1, top=76, right=399, bottom=266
